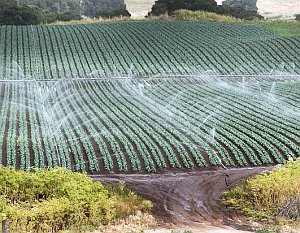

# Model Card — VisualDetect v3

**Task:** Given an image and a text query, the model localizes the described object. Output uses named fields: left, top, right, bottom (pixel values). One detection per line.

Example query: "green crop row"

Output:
left=0, top=77, right=299, bottom=173
left=0, top=22, right=300, bottom=80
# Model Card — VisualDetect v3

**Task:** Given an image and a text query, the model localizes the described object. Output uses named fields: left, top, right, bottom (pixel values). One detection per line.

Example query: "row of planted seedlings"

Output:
left=147, top=78, right=300, bottom=166
left=2, top=22, right=300, bottom=80
left=109, top=79, right=210, bottom=168
left=200, top=80, right=298, bottom=162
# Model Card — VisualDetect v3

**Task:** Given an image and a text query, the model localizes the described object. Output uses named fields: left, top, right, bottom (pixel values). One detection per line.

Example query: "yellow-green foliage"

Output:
left=175, top=9, right=239, bottom=23
left=256, top=20, right=300, bottom=36
left=106, top=181, right=152, bottom=219
left=0, top=168, right=152, bottom=232
left=223, top=159, right=300, bottom=221
left=47, top=16, right=132, bottom=26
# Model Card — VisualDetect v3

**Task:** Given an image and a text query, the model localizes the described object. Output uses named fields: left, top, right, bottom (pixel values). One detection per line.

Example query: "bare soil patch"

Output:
left=91, top=166, right=274, bottom=230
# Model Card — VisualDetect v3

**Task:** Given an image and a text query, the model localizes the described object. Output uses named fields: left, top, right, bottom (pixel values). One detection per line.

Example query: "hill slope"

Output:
left=2, top=22, right=300, bottom=79
left=0, top=22, right=300, bottom=174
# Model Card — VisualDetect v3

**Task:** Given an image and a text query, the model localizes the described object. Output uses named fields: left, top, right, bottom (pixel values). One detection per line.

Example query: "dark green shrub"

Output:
left=217, top=5, right=263, bottom=20
left=95, top=9, right=131, bottom=19
left=56, top=12, right=82, bottom=21
left=148, top=0, right=218, bottom=16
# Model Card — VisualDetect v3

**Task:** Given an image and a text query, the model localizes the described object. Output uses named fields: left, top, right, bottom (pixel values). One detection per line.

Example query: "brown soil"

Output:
left=91, top=166, right=274, bottom=230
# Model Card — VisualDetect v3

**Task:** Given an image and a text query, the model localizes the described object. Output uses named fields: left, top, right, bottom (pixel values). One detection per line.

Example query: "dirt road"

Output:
left=92, top=166, right=273, bottom=230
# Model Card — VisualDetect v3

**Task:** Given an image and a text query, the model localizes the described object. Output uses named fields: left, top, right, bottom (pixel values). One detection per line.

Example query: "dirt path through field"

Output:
left=91, top=166, right=274, bottom=230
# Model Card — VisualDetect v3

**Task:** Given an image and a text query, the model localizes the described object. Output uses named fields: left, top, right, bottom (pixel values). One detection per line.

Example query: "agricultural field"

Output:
left=1, top=76, right=300, bottom=173
left=0, top=21, right=300, bottom=174
left=1, top=22, right=300, bottom=80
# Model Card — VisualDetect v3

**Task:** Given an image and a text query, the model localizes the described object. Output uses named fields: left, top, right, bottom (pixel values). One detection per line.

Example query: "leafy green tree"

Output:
left=20, top=0, right=82, bottom=14
left=148, top=0, right=169, bottom=16
left=222, top=0, right=258, bottom=11
left=0, top=0, right=130, bottom=24
left=0, top=0, right=80, bottom=25
left=36, top=8, right=57, bottom=23
left=20, top=0, right=129, bottom=18
left=56, top=12, right=82, bottom=21
left=218, top=0, right=263, bottom=20
left=95, top=9, right=131, bottom=19
left=83, top=0, right=127, bottom=17
left=296, top=14, right=300, bottom=21
left=0, top=0, right=40, bottom=25
left=149, top=0, right=218, bottom=16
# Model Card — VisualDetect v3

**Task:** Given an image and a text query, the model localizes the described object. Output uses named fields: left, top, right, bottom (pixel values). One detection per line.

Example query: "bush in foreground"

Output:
left=223, top=159, right=300, bottom=222
left=0, top=168, right=152, bottom=232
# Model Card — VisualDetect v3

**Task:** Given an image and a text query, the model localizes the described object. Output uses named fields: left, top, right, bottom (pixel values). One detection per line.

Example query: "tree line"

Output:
left=0, top=0, right=130, bottom=25
left=2, top=0, right=298, bottom=25
left=149, top=0, right=263, bottom=20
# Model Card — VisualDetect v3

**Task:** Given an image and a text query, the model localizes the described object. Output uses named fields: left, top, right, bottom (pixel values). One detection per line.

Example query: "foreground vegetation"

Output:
left=223, top=158, right=300, bottom=223
left=0, top=168, right=152, bottom=232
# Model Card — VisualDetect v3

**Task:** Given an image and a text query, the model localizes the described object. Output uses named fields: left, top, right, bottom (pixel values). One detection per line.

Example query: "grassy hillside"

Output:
left=257, top=20, right=300, bottom=36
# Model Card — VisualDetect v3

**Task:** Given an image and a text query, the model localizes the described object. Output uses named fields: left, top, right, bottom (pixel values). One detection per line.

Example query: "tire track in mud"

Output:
left=91, top=166, right=274, bottom=230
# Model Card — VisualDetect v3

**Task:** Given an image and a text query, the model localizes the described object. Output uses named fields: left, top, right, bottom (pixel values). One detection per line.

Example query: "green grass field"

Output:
left=257, top=20, right=300, bottom=36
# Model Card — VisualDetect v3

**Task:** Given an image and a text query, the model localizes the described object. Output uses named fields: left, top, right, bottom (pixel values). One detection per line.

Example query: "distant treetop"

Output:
left=222, top=0, right=258, bottom=11
left=19, top=0, right=128, bottom=17
left=149, top=0, right=218, bottom=16
left=149, top=0, right=262, bottom=20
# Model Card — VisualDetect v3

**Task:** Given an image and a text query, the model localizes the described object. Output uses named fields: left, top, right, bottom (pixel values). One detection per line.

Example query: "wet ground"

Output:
left=91, top=166, right=274, bottom=231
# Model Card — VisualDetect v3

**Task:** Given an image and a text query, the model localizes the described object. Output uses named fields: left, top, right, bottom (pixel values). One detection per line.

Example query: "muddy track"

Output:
left=91, top=166, right=274, bottom=230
